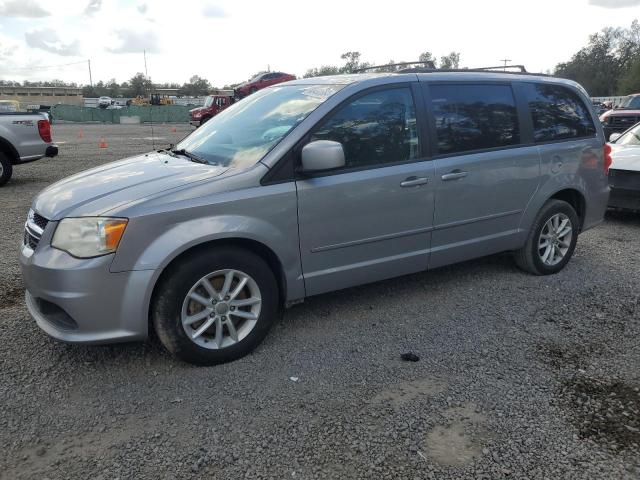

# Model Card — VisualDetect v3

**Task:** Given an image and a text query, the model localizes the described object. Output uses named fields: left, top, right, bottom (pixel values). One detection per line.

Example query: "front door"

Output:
left=295, top=85, right=436, bottom=296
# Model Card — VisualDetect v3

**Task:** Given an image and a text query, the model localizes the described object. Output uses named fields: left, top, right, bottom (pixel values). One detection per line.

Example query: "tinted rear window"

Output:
left=523, top=83, right=596, bottom=142
left=430, top=84, right=520, bottom=155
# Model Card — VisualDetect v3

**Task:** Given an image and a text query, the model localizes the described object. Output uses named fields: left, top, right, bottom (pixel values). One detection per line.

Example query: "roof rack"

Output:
left=354, top=60, right=436, bottom=73
left=398, top=64, right=554, bottom=77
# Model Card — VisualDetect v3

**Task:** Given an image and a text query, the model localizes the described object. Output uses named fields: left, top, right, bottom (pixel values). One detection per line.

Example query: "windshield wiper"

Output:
left=171, top=148, right=207, bottom=164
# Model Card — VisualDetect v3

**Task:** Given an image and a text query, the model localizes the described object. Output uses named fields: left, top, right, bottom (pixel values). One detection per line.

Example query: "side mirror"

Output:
left=301, top=140, right=345, bottom=172
left=609, top=133, right=622, bottom=143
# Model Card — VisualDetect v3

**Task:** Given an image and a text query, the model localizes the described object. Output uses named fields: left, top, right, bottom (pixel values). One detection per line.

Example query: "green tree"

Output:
left=126, top=72, right=153, bottom=97
left=418, top=51, right=436, bottom=68
left=179, top=75, right=212, bottom=96
left=439, top=52, right=461, bottom=69
left=618, top=56, right=640, bottom=94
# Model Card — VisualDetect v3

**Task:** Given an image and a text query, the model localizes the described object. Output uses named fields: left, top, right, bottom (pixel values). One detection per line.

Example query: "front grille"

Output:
left=32, top=212, right=48, bottom=231
left=609, top=169, right=640, bottom=191
left=23, top=210, right=49, bottom=251
left=24, top=230, right=39, bottom=250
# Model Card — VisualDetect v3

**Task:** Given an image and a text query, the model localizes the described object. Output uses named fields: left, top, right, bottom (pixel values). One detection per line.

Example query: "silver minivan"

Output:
left=20, top=72, right=610, bottom=365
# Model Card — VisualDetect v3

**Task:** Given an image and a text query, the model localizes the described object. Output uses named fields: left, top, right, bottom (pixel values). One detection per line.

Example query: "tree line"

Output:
left=555, top=20, right=640, bottom=96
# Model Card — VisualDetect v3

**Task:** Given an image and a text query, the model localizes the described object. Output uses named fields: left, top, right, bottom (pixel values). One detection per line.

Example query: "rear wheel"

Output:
left=152, top=247, right=279, bottom=365
left=0, top=152, right=13, bottom=187
left=514, top=199, right=579, bottom=275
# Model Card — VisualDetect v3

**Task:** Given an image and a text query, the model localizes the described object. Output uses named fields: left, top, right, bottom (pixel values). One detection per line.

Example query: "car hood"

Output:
left=33, top=152, right=228, bottom=220
left=601, top=108, right=640, bottom=120
left=610, top=144, right=640, bottom=172
left=189, top=107, right=205, bottom=114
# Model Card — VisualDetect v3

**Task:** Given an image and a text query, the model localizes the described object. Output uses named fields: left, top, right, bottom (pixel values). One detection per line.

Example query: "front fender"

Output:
left=110, top=183, right=305, bottom=302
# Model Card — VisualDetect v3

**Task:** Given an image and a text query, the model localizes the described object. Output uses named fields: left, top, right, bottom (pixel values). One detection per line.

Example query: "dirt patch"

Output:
left=0, top=282, right=24, bottom=309
left=563, top=376, right=640, bottom=452
left=423, top=403, right=488, bottom=467
left=537, top=341, right=603, bottom=369
left=372, top=378, right=445, bottom=407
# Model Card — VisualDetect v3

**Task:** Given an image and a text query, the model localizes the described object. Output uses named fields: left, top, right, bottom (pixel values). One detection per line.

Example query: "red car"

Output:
left=234, top=71, right=296, bottom=98
left=189, top=94, right=235, bottom=127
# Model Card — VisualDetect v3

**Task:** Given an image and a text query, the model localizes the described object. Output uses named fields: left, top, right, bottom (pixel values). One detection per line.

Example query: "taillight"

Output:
left=38, top=119, right=52, bottom=143
left=604, top=143, right=612, bottom=175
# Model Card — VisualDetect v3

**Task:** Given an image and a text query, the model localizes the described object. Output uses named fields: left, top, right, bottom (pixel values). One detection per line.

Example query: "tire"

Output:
left=0, top=152, right=13, bottom=187
left=152, top=246, right=279, bottom=366
left=514, top=199, right=579, bottom=275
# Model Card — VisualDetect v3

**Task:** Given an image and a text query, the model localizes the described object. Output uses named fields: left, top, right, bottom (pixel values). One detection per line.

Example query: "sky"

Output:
left=0, top=0, right=639, bottom=87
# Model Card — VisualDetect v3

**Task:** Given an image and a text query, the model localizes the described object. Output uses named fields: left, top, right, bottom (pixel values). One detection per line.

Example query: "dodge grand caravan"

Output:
left=20, top=72, right=609, bottom=365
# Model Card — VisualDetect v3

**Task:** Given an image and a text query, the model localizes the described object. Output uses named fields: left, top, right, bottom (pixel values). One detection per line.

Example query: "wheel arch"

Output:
left=0, top=136, right=20, bottom=164
left=549, top=188, right=586, bottom=231
left=148, top=237, right=288, bottom=328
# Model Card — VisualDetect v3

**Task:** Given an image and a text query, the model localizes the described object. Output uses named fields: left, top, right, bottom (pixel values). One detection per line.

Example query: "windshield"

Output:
left=204, top=96, right=214, bottom=107
left=618, top=95, right=640, bottom=109
left=176, top=84, right=344, bottom=169
left=615, top=123, right=640, bottom=146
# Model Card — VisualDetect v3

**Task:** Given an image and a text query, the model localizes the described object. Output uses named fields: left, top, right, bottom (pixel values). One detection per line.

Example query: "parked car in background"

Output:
left=98, top=96, right=113, bottom=108
left=234, top=71, right=296, bottom=98
left=189, top=92, right=235, bottom=127
left=608, top=122, right=640, bottom=212
left=0, top=112, right=58, bottom=186
left=0, top=100, right=19, bottom=113
left=20, top=72, right=608, bottom=366
left=599, top=93, right=640, bottom=137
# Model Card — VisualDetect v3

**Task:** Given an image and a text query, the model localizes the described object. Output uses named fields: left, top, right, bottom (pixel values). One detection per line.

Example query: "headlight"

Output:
left=51, top=217, right=128, bottom=258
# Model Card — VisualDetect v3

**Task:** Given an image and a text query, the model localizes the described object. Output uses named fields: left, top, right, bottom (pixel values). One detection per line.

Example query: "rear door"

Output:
left=295, top=84, right=435, bottom=296
left=424, top=82, right=540, bottom=268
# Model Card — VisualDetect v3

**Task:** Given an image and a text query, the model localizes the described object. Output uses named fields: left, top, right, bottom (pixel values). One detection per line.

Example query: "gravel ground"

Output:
left=1, top=123, right=639, bottom=479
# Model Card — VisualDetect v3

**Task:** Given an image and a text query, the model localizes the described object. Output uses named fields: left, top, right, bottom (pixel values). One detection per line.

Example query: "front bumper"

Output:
left=608, top=169, right=640, bottom=212
left=189, top=119, right=201, bottom=127
left=19, top=239, right=155, bottom=344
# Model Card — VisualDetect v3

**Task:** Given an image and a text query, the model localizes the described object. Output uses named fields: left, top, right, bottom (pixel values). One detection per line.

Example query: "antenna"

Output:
left=144, top=49, right=156, bottom=150
left=499, top=58, right=511, bottom=71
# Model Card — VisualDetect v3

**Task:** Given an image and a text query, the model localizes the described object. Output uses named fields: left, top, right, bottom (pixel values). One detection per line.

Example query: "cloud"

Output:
left=0, top=0, right=49, bottom=17
left=108, top=29, right=160, bottom=54
left=137, top=3, right=147, bottom=14
left=84, top=0, right=102, bottom=16
left=589, top=0, right=640, bottom=7
left=202, top=4, right=227, bottom=18
left=24, top=28, right=81, bottom=56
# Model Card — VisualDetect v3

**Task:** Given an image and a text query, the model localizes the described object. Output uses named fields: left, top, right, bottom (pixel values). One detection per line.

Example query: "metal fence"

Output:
left=51, top=104, right=193, bottom=123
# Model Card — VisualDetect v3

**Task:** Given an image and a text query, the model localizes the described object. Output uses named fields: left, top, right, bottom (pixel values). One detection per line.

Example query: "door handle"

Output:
left=400, top=176, right=429, bottom=187
left=441, top=170, right=468, bottom=181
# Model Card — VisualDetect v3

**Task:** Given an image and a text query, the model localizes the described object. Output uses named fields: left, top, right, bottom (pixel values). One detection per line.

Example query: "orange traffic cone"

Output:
left=99, top=137, right=108, bottom=148
left=77, top=129, right=84, bottom=139
left=170, top=126, right=177, bottom=133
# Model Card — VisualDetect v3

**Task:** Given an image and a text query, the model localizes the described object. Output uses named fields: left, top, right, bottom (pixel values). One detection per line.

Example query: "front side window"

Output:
left=176, top=84, right=344, bottom=169
left=523, top=83, right=596, bottom=143
left=614, top=123, right=640, bottom=146
left=310, top=87, right=419, bottom=169
left=430, top=83, right=520, bottom=155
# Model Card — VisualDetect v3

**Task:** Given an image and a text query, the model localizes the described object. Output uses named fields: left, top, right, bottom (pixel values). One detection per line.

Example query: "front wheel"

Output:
left=514, top=199, right=579, bottom=275
left=152, top=247, right=279, bottom=365
left=0, top=152, right=13, bottom=187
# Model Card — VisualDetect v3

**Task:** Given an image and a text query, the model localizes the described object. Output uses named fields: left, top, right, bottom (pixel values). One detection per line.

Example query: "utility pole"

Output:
left=88, top=59, right=93, bottom=86
left=500, top=58, right=511, bottom=71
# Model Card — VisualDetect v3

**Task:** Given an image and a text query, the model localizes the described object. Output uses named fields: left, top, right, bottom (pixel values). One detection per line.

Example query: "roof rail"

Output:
left=398, top=64, right=554, bottom=77
left=354, top=60, right=436, bottom=73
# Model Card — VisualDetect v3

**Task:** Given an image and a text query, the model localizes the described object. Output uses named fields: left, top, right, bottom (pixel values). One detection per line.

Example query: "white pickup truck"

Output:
left=0, top=112, right=58, bottom=186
